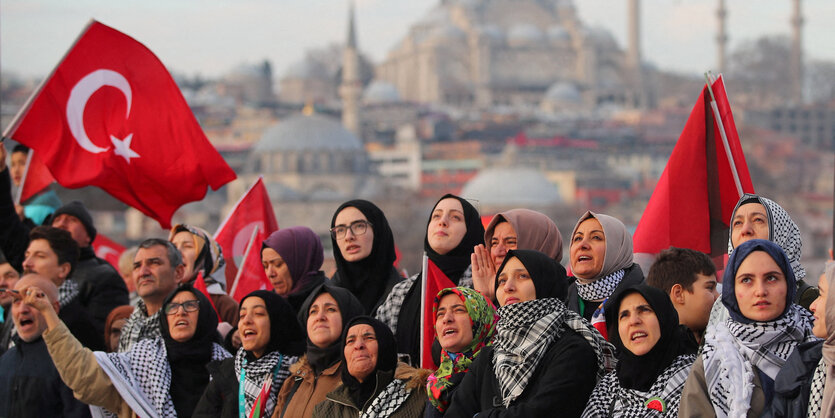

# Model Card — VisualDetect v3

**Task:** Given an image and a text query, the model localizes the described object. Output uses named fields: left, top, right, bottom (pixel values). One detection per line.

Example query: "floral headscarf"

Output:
left=426, top=286, right=498, bottom=412
left=168, top=224, right=225, bottom=279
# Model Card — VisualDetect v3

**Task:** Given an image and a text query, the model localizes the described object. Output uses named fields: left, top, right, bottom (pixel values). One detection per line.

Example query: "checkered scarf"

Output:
left=57, top=278, right=79, bottom=307
left=702, top=304, right=816, bottom=417
left=808, top=357, right=827, bottom=417
left=117, top=300, right=162, bottom=352
left=582, top=354, right=695, bottom=417
left=493, top=298, right=615, bottom=407
left=576, top=269, right=625, bottom=301
left=360, top=378, right=410, bottom=418
left=234, top=348, right=296, bottom=417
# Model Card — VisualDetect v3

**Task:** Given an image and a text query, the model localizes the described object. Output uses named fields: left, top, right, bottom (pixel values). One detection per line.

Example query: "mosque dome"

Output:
left=507, top=24, right=546, bottom=46
left=547, top=25, right=571, bottom=42
left=363, top=80, right=401, bottom=104
left=254, top=113, right=363, bottom=153
left=461, top=167, right=561, bottom=206
left=543, top=82, right=582, bottom=104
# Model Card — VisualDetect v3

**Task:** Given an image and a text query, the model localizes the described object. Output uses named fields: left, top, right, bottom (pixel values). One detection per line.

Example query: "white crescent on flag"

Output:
left=95, top=245, right=120, bottom=260
left=232, top=221, right=264, bottom=262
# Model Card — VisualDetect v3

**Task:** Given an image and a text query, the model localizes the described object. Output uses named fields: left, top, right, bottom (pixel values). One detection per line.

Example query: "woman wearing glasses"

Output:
left=330, top=200, right=403, bottom=316
left=28, top=283, right=231, bottom=417
left=261, top=226, right=328, bottom=313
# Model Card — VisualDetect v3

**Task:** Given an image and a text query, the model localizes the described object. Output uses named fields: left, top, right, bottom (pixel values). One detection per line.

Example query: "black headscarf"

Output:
left=340, top=316, right=398, bottom=409
left=604, top=284, right=695, bottom=392
left=396, top=194, right=484, bottom=363
left=298, top=283, right=365, bottom=374
left=330, top=200, right=397, bottom=314
left=240, top=290, right=306, bottom=357
left=494, top=249, right=568, bottom=300
left=159, top=284, right=220, bottom=418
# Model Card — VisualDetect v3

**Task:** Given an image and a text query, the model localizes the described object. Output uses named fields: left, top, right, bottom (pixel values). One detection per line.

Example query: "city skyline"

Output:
left=2, top=0, right=835, bottom=82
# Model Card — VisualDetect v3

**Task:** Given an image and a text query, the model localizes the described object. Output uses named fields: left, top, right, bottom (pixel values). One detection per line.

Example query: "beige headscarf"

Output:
left=570, top=211, right=633, bottom=282
left=484, top=208, right=563, bottom=261
left=820, top=261, right=835, bottom=417
left=168, top=224, right=225, bottom=279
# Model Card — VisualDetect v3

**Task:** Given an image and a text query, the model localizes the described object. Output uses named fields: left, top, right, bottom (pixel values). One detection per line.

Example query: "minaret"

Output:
left=716, top=0, right=727, bottom=73
left=340, top=0, right=362, bottom=137
left=790, top=0, right=803, bottom=104
left=627, top=0, right=644, bottom=108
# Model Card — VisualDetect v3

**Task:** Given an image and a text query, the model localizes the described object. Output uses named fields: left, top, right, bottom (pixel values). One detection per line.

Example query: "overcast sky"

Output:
left=2, top=0, right=834, bottom=80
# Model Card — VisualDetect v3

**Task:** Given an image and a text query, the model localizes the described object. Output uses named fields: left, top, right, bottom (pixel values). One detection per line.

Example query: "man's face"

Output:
left=0, top=263, right=20, bottom=309
left=10, top=151, right=27, bottom=187
left=52, top=214, right=92, bottom=248
left=22, top=239, right=70, bottom=286
left=12, top=277, right=56, bottom=342
left=677, top=273, right=719, bottom=334
left=133, top=245, right=180, bottom=303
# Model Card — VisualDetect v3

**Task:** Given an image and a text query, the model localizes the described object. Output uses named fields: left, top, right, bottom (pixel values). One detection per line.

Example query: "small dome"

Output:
left=363, top=81, right=401, bottom=104
left=461, top=168, right=561, bottom=206
left=254, top=113, right=363, bottom=153
left=547, top=25, right=571, bottom=42
left=543, top=82, right=582, bottom=103
left=507, top=24, right=546, bottom=45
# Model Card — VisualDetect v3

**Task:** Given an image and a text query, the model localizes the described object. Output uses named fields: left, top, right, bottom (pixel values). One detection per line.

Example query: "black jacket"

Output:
left=766, top=340, right=823, bottom=418
left=72, top=246, right=130, bottom=337
left=61, top=297, right=106, bottom=351
left=565, top=263, right=644, bottom=321
left=332, top=266, right=403, bottom=317
left=0, top=168, right=29, bottom=272
left=193, top=357, right=238, bottom=418
left=445, top=329, right=598, bottom=418
left=0, top=335, right=91, bottom=418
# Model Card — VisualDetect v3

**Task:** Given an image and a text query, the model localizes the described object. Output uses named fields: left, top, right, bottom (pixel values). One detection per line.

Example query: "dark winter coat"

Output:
left=766, top=340, right=824, bottom=418
left=73, top=245, right=130, bottom=337
left=193, top=357, right=237, bottom=418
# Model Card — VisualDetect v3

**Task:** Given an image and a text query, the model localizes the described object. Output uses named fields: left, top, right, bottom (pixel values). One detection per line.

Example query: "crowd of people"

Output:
left=1, top=140, right=833, bottom=418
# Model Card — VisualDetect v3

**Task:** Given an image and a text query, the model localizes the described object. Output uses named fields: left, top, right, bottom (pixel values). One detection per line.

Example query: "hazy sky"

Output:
left=2, top=0, right=834, bottom=80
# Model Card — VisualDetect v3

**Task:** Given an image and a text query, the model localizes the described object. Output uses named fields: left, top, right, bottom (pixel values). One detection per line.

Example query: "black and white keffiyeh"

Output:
left=57, top=278, right=80, bottom=307
left=582, top=354, right=695, bottom=418
left=577, top=269, right=625, bottom=301
left=234, top=348, right=297, bottom=417
left=117, top=300, right=162, bottom=352
left=360, top=378, right=411, bottom=418
left=701, top=304, right=817, bottom=417
left=808, top=357, right=826, bottom=417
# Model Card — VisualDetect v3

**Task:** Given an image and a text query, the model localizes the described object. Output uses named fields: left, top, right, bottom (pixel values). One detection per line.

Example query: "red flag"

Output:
left=421, top=257, right=455, bottom=369
left=16, top=150, right=56, bottom=204
left=6, top=21, right=235, bottom=228
left=633, top=76, right=754, bottom=269
left=229, top=228, right=272, bottom=302
left=194, top=272, right=222, bottom=322
left=91, top=233, right=126, bottom=271
left=214, top=177, right=278, bottom=287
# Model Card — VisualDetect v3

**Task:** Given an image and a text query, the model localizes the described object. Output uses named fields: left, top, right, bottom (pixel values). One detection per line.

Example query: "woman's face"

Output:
left=262, top=247, right=293, bottom=295
left=490, top=221, right=517, bottom=267
left=811, top=272, right=829, bottom=339
left=427, top=198, right=467, bottom=255
left=239, top=296, right=271, bottom=358
left=166, top=291, right=200, bottom=343
left=731, top=203, right=769, bottom=248
left=734, top=251, right=788, bottom=322
left=570, top=217, right=606, bottom=279
left=307, top=292, right=343, bottom=348
left=108, top=318, right=127, bottom=352
left=344, top=323, right=378, bottom=382
left=496, top=256, right=537, bottom=306
left=435, top=293, right=474, bottom=353
left=617, top=292, right=661, bottom=356
left=171, top=231, right=198, bottom=283
left=333, top=207, right=375, bottom=262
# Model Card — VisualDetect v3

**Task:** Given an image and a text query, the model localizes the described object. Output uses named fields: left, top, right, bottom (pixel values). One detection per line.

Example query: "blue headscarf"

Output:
left=721, top=239, right=796, bottom=324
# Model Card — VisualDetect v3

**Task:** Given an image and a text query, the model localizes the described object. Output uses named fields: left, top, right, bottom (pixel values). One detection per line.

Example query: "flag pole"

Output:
left=419, top=252, right=428, bottom=369
left=229, top=225, right=259, bottom=297
left=213, top=175, right=264, bottom=238
left=704, top=72, right=744, bottom=199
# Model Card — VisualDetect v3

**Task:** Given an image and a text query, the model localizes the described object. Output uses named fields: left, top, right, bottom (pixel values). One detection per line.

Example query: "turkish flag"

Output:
left=633, top=76, right=754, bottom=270
left=229, top=228, right=272, bottom=302
left=91, top=233, right=125, bottom=271
left=16, top=150, right=56, bottom=204
left=194, top=272, right=222, bottom=322
left=6, top=21, right=236, bottom=228
left=420, top=256, right=455, bottom=369
left=214, top=177, right=279, bottom=287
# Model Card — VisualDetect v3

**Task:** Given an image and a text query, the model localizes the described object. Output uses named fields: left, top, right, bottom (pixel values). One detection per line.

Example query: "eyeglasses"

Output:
left=330, top=220, right=372, bottom=240
left=164, top=300, right=200, bottom=315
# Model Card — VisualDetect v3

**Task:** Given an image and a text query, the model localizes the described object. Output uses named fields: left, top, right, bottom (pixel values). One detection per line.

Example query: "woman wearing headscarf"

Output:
left=472, top=208, right=563, bottom=303
left=313, top=316, right=429, bottom=417
left=375, top=194, right=485, bottom=366
left=34, top=283, right=231, bottom=417
left=170, top=224, right=240, bottom=325
left=446, top=250, right=616, bottom=418
left=330, top=199, right=403, bottom=316
left=104, top=305, right=133, bottom=353
left=567, top=211, right=644, bottom=331
left=582, top=284, right=697, bottom=417
left=425, top=287, right=498, bottom=417
left=679, top=239, right=817, bottom=418
left=195, top=290, right=306, bottom=418
left=261, top=226, right=327, bottom=314
left=275, top=284, right=365, bottom=418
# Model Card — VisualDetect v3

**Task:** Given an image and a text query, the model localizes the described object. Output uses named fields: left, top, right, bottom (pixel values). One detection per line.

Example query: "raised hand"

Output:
left=471, top=244, right=496, bottom=301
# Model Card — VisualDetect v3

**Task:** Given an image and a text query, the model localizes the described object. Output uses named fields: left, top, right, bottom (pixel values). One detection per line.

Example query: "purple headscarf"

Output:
left=262, top=226, right=324, bottom=294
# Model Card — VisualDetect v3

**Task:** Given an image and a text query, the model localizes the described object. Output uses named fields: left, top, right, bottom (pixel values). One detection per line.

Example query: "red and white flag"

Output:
left=92, top=233, right=126, bottom=271
left=633, top=76, right=755, bottom=271
left=420, top=255, right=455, bottom=369
left=214, top=177, right=278, bottom=287
left=5, top=21, right=236, bottom=228
left=15, top=150, right=56, bottom=205
left=229, top=226, right=272, bottom=302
